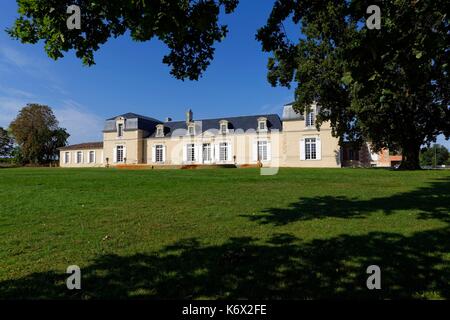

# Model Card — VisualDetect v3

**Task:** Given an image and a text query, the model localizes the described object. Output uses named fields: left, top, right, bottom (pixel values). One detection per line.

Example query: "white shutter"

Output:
left=300, top=139, right=305, bottom=160
left=113, top=147, right=117, bottom=163
left=197, top=144, right=203, bottom=163
left=152, top=145, right=156, bottom=163
left=227, top=143, right=232, bottom=162
left=93, top=151, right=96, bottom=163
left=81, top=151, right=84, bottom=164
left=182, top=144, right=187, bottom=162
left=252, top=141, right=258, bottom=162
left=162, top=145, right=167, bottom=163
left=194, top=144, right=199, bottom=163
left=214, top=144, right=220, bottom=162
left=267, top=142, right=272, bottom=161
left=123, top=146, right=127, bottom=162
left=316, top=137, right=322, bottom=160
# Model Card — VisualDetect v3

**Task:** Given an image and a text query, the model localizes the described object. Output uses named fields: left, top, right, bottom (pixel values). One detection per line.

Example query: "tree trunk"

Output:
left=399, top=142, right=421, bottom=170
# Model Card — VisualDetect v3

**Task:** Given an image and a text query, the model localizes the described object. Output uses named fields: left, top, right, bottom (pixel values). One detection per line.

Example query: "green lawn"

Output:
left=0, top=167, right=449, bottom=299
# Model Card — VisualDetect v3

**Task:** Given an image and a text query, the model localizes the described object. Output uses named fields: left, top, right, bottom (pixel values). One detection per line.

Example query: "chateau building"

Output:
left=59, top=103, right=396, bottom=168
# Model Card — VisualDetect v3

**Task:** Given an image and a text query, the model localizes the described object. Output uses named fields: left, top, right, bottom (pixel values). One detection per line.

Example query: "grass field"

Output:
left=0, top=167, right=449, bottom=299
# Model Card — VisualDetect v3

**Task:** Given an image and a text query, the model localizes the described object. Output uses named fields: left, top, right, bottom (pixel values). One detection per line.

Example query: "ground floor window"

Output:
left=305, top=138, right=317, bottom=160
left=187, top=144, right=195, bottom=162
left=116, top=146, right=124, bottom=162
left=155, top=145, right=164, bottom=162
left=89, top=151, right=95, bottom=163
left=203, top=143, right=211, bottom=162
left=219, top=142, right=228, bottom=161
left=257, top=141, right=268, bottom=161
left=64, top=152, right=70, bottom=163
left=76, top=151, right=82, bottom=163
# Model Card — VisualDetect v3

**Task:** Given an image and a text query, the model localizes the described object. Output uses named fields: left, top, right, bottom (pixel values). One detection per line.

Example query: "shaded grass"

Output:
left=0, top=167, right=449, bottom=299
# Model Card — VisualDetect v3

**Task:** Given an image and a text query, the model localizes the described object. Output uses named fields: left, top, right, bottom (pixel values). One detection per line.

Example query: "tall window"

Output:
left=188, top=125, right=195, bottom=136
left=64, top=152, right=70, bottom=164
left=89, top=151, right=95, bottom=163
left=155, top=145, right=164, bottom=162
left=187, top=144, right=195, bottom=162
left=305, top=138, right=317, bottom=160
left=116, top=145, right=124, bottom=162
left=76, top=151, right=82, bottom=163
left=156, top=127, right=163, bottom=137
left=203, top=143, right=211, bottom=162
left=257, top=141, right=268, bottom=161
left=117, top=123, right=124, bottom=137
left=219, top=142, right=228, bottom=161
left=306, top=111, right=315, bottom=127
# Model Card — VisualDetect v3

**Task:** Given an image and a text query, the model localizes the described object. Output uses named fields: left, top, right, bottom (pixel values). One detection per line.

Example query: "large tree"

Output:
left=7, top=0, right=238, bottom=80
left=257, top=0, right=449, bottom=169
left=0, top=127, right=14, bottom=157
left=9, top=104, right=69, bottom=164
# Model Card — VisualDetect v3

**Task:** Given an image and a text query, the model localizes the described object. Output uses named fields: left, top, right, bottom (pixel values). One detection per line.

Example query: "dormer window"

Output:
left=188, top=124, right=195, bottom=136
left=305, top=109, right=315, bottom=127
left=257, top=117, right=267, bottom=132
left=219, top=120, right=228, bottom=134
left=156, top=125, right=164, bottom=137
left=117, top=123, right=124, bottom=137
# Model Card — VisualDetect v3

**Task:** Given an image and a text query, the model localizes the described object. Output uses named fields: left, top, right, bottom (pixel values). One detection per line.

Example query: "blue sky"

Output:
left=0, top=1, right=448, bottom=149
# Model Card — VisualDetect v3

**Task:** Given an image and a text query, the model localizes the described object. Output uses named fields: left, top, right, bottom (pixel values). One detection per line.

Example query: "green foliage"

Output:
left=0, top=127, right=14, bottom=157
left=420, top=144, right=449, bottom=167
left=9, top=104, right=69, bottom=164
left=257, top=0, right=450, bottom=170
left=8, top=0, right=239, bottom=80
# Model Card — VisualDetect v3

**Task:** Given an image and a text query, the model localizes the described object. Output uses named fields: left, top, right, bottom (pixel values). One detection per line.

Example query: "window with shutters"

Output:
left=203, top=143, right=211, bottom=162
left=89, top=151, right=95, bottom=163
left=305, top=111, right=315, bottom=127
left=76, top=151, right=82, bottom=163
left=64, top=152, right=70, bottom=163
left=187, top=144, right=195, bottom=162
left=257, top=141, right=268, bottom=161
left=116, top=145, right=124, bottom=162
left=219, top=142, right=228, bottom=161
left=305, top=138, right=317, bottom=160
left=155, top=145, right=164, bottom=162
left=117, top=123, right=124, bottom=137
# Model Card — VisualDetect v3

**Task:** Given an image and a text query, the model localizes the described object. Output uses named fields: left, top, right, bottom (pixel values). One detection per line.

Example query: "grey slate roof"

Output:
left=106, top=113, right=161, bottom=122
left=104, top=113, right=162, bottom=132
left=151, top=114, right=282, bottom=137
left=103, top=112, right=282, bottom=137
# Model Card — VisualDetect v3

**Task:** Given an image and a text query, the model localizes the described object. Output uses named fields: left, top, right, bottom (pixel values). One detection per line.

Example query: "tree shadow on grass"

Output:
left=241, top=177, right=450, bottom=225
left=1, top=227, right=449, bottom=299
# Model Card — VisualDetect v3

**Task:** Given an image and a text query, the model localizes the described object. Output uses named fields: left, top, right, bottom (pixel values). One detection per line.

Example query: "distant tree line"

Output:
left=0, top=104, right=69, bottom=165
left=420, top=144, right=450, bottom=167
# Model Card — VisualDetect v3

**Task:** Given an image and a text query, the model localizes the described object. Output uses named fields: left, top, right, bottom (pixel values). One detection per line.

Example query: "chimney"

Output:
left=186, top=109, right=193, bottom=124
left=165, top=117, right=172, bottom=122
